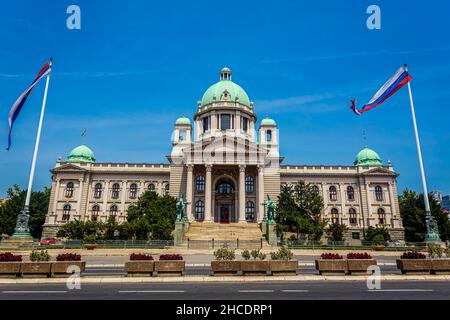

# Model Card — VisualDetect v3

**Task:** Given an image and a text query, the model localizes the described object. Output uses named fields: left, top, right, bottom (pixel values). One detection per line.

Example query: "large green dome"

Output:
left=200, top=67, right=251, bottom=108
left=354, top=147, right=382, bottom=167
left=67, top=144, right=96, bottom=163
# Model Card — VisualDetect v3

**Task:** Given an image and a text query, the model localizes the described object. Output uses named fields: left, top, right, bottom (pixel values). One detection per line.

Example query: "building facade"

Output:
left=43, top=67, right=404, bottom=242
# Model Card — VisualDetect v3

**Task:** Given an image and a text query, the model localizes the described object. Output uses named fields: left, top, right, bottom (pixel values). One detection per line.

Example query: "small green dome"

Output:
left=354, top=147, right=382, bottom=167
left=260, top=117, right=276, bottom=126
left=200, top=67, right=251, bottom=108
left=67, top=144, right=96, bottom=163
left=175, top=116, right=191, bottom=125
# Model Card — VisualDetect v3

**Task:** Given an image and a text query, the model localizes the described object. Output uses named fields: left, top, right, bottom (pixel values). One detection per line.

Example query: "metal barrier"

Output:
left=186, top=238, right=263, bottom=250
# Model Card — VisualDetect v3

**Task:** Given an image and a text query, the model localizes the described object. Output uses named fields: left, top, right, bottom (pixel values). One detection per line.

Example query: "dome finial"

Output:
left=220, top=67, right=232, bottom=81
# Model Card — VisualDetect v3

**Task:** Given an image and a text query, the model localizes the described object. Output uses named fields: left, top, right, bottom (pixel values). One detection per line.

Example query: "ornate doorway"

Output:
left=214, top=179, right=236, bottom=223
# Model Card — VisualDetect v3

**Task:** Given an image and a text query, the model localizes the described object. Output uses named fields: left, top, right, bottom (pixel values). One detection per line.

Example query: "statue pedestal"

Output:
left=174, top=221, right=189, bottom=246
left=0, top=232, right=35, bottom=250
left=266, top=223, right=277, bottom=247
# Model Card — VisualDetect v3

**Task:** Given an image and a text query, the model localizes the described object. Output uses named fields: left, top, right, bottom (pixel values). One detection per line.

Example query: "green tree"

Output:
left=325, top=222, right=348, bottom=242
left=277, top=182, right=325, bottom=241
left=126, top=191, right=176, bottom=240
left=0, top=184, right=50, bottom=238
left=364, top=226, right=391, bottom=242
left=103, top=216, right=118, bottom=240
left=399, top=189, right=448, bottom=242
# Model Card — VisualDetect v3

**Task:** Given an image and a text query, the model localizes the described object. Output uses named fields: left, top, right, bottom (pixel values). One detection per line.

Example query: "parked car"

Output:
left=40, top=237, right=57, bottom=245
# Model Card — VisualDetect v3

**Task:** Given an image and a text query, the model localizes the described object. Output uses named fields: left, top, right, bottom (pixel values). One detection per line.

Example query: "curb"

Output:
left=0, top=274, right=448, bottom=284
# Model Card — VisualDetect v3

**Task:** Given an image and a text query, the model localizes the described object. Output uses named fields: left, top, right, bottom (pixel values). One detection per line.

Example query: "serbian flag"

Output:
left=6, top=60, right=52, bottom=150
left=350, top=66, right=412, bottom=115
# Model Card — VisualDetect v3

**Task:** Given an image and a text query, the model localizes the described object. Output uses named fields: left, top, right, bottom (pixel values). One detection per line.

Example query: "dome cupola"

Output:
left=67, top=144, right=96, bottom=163
left=354, top=146, right=382, bottom=167
left=175, top=116, right=191, bottom=126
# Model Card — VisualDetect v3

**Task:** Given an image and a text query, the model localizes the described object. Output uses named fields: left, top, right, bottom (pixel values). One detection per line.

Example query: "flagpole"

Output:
left=13, top=58, right=52, bottom=237
left=404, top=64, right=441, bottom=243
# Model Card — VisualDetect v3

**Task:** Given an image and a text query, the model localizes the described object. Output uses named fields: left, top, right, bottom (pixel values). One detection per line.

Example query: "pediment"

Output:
left=50, top=163, right=88, bottom=173
left=361, top=167, right=398, bottom=176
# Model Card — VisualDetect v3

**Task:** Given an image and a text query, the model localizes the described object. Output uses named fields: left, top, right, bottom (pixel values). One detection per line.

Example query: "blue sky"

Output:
left=0, top=0, right=449, bottom=197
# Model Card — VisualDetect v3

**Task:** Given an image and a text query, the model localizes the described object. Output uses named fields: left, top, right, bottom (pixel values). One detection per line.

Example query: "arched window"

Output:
left=148, top=183, right=155, bottom=192
left=331, top=208, right=339, bottom=224
left=378, top=208, right=386, bottom=225
left=110, top=205, right=118, bottom=216
left=94, top=183, right=102, bottom=198
left=129, top=183, right=138, bottom=199
left=245, top=176, right=254, bottom=193
left=65, top=182, right=74, bottom=198
left=245, top=201, right=255, bottom=221
left=195, top=200, right=204, bottom=221
left=347, top=186, right=355, bottom=201
left=217, top=182, right=233, bottom=194
left=165, top=184, right=170, bottom=195
left=92, top=205, right=100, bottom=215
left=329, top=186, right=337, bottom=201
left=349, top=208, right=357, bottom=225
left=196, top=175, right=205, bottom=192
left=112, top=183, right=120, bottom=199
left=311, top=185, right=319, bottom=195
left=62, top=204, right=71, bottom=221
left=375, top=185, right=383, bottom=201
left=91, top=215, right=98, bottom=222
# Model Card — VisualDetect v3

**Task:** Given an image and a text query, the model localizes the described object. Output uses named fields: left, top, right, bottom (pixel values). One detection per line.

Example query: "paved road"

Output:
left=0, top=281, right=447, bottom=300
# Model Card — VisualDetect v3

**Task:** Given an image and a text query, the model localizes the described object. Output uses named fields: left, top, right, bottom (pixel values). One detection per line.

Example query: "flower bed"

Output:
left=125, top=253, right=155, bottom=277
left=346, top=253, right=377, bottom=275
left=51, top=253, right=85, bottom=277
left=0, top=253, right=22, bottom=278
left=211, top=248, right=240, bottom=276
left=315, top=253, right=347, bottom=275
left=154, top=254, right=185, bottom=276
left=396, top=251, right=431, bottom=275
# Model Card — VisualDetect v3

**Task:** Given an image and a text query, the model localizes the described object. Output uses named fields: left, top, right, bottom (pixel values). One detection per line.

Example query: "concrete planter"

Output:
left=124, top=261, right=155, bottom=277
left=20, top=262, right=52, bottom=278
left=240, top=260, right=270, bottom=275
left=347, top=259, right=377, bottom=275
left=211, top=261, right=241, bottom=276
left=51, top=261, right=86, bottom=277
left=154, top=260, right=185, bottom=276
left=315, top=259, right=347, bottom=275
left=0, top=262, right=21, bottom=278
left=83, top=244, right=97, bottom=250
left=431, top=259, right=450, bottom=275
left=396, top=259, right=432, bottom=275
left=269, top=260, right=298, bottom=275
left=372, top=245, right=385, bottom=252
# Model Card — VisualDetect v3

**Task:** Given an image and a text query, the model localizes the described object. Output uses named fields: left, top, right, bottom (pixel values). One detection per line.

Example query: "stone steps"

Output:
left=184, top=222, right=264, bottom=241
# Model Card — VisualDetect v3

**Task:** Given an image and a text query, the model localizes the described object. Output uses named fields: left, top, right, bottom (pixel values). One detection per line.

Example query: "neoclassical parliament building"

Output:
left=43, top=67, right=405, bottom=243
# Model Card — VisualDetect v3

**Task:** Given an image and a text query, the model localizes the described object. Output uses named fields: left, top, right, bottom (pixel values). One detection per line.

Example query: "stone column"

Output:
left=186, top=165, right=194, bottom=221
left=121, top=181, right=127, bottom=218
left=103, top=181, right=110, bottom=216
left=257, top=165, right=265, bottom=222
left=388, top=181, right=396, bottom=226
left=365, top=182, right=372, bottom=226
left=76, top=178, right=83, bottom=218
left=52, top=178, right=61, bottom=221
left=339, top=183, right=346, bottom=220
left=239, top=165, right=246, bottom=222
left=204, top=164, right=213, bottom=222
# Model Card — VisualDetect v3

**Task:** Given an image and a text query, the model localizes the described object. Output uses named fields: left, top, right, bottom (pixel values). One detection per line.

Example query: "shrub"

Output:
left=30, top=250, right=51, bottom=262
left=130, top=253, right=154, bottom=261
left=159, top=254, right=183, bottom=260
left=347, top=252, right=372, bottom=260
left=84, top=234, right=97, bottom=243
left=0, top=252, right=22, bottom=262
left=372, top=234, right=386, bottom=245
left=401, top=251, right=426, bottom=259
left=56, top=253, right=81, bottom=261
left=213, top=248, right=235, bottom=261
left=427, top=244, right=444, bottom=258
left=364, top=226, right=391, bottom=242
left=241, top=249, right=251, bottom=260
left=320, top=253, right=343, bottom=260
left=270, top=246, right=294, bottom=260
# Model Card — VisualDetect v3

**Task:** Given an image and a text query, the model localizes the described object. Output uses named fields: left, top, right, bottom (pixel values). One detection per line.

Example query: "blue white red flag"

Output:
left=7, top=60, right=52, bottom=150
left=350, top=66, right=412, bottom=115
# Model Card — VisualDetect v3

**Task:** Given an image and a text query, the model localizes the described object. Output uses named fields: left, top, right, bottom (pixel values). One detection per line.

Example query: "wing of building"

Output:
left=43, top=67, right=404, bottom=243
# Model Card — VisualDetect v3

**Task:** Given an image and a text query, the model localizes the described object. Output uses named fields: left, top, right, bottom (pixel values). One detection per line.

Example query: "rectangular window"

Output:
left=203, top=117, right=209, bottom=132
left=352, top=232, right=360, bottom=240
left=266, top=130, right=272, bottom=142
left=242, top=117, right=248, bottom=132
left=220, top=114, right=231, bottom=130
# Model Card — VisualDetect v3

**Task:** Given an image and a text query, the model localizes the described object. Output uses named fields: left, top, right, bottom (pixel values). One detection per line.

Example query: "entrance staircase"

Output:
left=183, top=222, right=271, bottom=249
